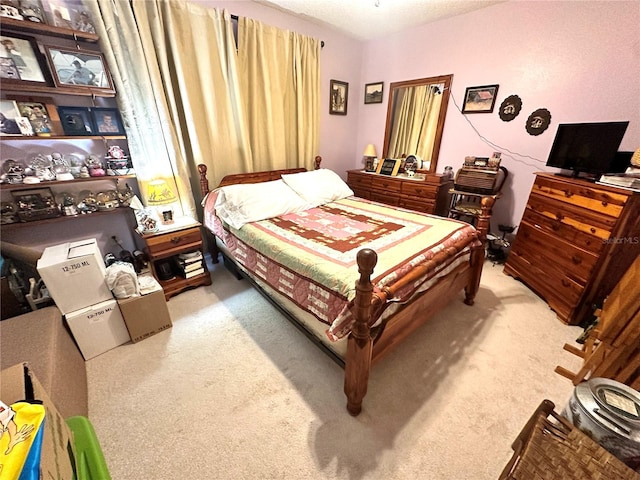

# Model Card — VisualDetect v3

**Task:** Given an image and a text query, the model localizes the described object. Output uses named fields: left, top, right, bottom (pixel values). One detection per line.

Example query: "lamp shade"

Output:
left=363, top=144, right=377, bottom=157
left=147, top=179, right=177, bottom=206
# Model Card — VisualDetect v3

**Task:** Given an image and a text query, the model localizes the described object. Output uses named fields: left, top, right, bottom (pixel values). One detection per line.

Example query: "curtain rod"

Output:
left=230, top=14, right=325, bottom=48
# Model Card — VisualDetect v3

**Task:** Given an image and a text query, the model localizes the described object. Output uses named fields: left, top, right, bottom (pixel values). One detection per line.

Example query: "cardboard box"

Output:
left=0, top=363, right=76, bottom=480
left=1, top=306, right=88, bottom=418
left=37, top=238, right=113, bottom=315
left=65, top=299, right=130, bottom=360
left=118, top=282, right=172, bottom=343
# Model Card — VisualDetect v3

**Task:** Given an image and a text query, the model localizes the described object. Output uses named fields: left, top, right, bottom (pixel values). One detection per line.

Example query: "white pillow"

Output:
left=281, top=169, right=354, bottom=206
left=214, top=180, right=309, bottom=229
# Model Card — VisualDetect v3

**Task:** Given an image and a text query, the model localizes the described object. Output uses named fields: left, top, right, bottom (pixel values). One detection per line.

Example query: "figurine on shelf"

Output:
left=60, top=192, right=78, bottom=216
left=79, top=166, right=90, bottom=178
left=85, top=154, right=106, bottom=177
left=77, top=191, right=99, bottom=214
left=51, top=153, right=74, bottom=181
left=116, top=181, right=135, bottom=206
left=2, top=159, right=25, bottom=184
left=30, top=154, right=56, bottom=181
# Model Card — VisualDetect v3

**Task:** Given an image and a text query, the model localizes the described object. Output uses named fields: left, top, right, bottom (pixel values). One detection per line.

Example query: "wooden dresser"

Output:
left=504, top=173, right=640, bottom=326
left=346, top=170, right=453, bottom=216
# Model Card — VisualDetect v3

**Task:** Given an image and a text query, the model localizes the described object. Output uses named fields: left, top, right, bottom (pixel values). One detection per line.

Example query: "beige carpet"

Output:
left=87, top=260, right=583, bottom=479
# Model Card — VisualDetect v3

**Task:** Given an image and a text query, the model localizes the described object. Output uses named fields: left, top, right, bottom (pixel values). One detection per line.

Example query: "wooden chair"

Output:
left=555, top=255, right=640, bottom=387
left=499, top=399, right=640, bottom=479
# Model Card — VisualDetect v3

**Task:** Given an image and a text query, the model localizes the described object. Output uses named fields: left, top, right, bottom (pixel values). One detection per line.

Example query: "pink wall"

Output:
left=358, top=1, right=640, bottom=227
left=207, top=1, right=639, bottom=228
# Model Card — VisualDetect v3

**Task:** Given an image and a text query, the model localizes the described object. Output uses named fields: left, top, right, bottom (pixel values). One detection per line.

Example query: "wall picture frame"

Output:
left=16, top=101, right=55, bottom=136
left=364, top=82, right=383, bottom=104
left=0, top=99, right=22, bottom=135
left=43, top=0, right=96, bottom=33
left=462, top=84, right=499, bottom=113
left=58, top=106, right=95, bottom=135
left=330, top=79, right=348, bottom=115
left=0, top=33, right=49, bottom=86
left=44, top=45, right=114, bottom=91
left=91, top=107, right=125, bottom=136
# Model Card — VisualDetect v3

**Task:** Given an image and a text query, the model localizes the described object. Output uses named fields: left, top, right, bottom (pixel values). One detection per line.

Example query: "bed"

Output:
left=197, top=158, right=488, bottom=415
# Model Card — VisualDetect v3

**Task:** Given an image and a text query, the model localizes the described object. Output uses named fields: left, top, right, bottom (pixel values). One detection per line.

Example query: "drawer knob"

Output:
left=171, top=236, right=182, bottom=244
left=561, top=279, right=570, bottom=288
left=590, top=227, right=596, bottom=234
left=556, top=214, right=564, bottom=221
left=564, top=190, right=573, bottom=198
left=601, top=201, right=608, bottom=207
left=572, top=255, right=582, bottom=265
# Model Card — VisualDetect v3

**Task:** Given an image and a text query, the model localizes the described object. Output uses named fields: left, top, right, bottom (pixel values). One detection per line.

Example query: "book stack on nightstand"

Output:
left=177, top=251, right=205, bottom=279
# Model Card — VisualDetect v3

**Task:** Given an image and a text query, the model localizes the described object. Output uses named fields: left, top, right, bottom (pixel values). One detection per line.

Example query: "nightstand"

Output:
left=136, top=217, right=212, bottom=300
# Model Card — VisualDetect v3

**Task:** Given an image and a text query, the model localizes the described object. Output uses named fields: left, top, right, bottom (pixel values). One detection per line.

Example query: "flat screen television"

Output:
left=545, top=121, right=629, bottom=178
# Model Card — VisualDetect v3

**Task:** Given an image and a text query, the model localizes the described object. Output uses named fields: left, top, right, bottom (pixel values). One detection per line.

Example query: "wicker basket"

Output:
left=500, top=400, right=640, bottom=480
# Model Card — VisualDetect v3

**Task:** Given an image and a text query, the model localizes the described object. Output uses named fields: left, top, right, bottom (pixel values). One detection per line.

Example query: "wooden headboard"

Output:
left=197, top=156, right=322, bottom=199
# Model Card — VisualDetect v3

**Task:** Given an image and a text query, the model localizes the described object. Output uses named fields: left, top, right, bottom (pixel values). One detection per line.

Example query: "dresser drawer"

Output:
left=347, top=172, right=372, bottom=190
left=371, top=191, right=400, bottom=206
left=521, top=208, right=605, bottom=255
left=533, top=175, right=628, bottom=218
left=351, top=188, right=371, bottom=200
left=371, top=176, right=402, bottom=193
left=401, top=182, right=438, bottom=198
left=514, top=221, right=598, bottom=284
left=400, top=197, right=435, bottom=214
left=527, top=192, right=615, bottom=240
left=145, top=227, right=203, bottom=256
left=505, top=251, right=578, bottom=322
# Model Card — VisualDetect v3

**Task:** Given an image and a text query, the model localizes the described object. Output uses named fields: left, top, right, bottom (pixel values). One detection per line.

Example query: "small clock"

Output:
left=108, top=146, right=126, bottom=159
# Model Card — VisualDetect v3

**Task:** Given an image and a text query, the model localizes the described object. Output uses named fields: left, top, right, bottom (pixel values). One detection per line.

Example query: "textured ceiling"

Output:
left=255, top=0, right=505, bottom=41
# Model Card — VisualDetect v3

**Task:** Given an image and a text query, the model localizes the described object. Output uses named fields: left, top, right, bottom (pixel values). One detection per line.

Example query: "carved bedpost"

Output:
left=314, top=155, right=322, bottom=170
left=198, top=164, right=209, bottom=198
left=475, top=195, right=495, bottom=244
left=463, top=194, right=493, bottom=304
left=197, top=164, right=220, bottom=263
left=344, top=248, right=377, bottom=416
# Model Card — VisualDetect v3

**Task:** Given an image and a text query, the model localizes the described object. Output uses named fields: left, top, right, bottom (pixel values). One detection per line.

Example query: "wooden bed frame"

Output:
left=197, top=158, right=488, bottom=415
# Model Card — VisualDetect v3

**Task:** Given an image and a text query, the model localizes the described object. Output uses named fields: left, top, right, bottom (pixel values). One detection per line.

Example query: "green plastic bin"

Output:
left=66, top=416, right=111, bottom=480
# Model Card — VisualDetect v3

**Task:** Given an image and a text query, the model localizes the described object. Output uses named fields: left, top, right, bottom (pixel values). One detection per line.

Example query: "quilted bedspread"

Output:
left=204, top=195, right=478, bottom=340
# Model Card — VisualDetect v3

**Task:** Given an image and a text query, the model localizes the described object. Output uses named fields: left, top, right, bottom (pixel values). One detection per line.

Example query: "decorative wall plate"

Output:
left=526, top=108, right=551, bottom=136
left=498, top=95, right=522, bottom=122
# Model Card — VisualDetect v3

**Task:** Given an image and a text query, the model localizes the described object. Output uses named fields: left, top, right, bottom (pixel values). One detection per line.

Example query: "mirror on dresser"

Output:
left=382, top=74, right=453, bottom=173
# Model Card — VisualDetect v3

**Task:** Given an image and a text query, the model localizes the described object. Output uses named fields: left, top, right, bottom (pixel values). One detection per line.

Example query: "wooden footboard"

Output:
left=197, top=160, right=485, bottom=416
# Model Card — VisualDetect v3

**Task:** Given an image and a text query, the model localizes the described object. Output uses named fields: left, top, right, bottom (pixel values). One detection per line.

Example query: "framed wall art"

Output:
left=43, top=0, right=96, bottom=33
left=462, top=84, right=499, bottom=113
left=91, top=107, right=125, bottom=136
left=58, top=106, right=95, bottom=135
left=364, top=82, right=383, bottom=104
left=0, top=100, right=22, bottom=135
left=44, top=45, right=114, bottom=91
left=0, top=33, right=49, bottom=86
left=16, top=101, right=55, bottom=136
left=330, top=79, right=348, bottom=115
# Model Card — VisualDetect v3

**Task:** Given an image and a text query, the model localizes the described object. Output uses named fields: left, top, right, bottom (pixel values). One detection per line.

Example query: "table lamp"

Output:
left=147, top=179, right=177, bottom=225
left=363, top=144, right=377, bottom=172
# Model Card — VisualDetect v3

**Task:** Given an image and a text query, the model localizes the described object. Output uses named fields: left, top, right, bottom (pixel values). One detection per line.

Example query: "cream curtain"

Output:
left=388, top=85, right=443, bottom=166
left=90, top=0, right=195, bottom=217
left=90, top=0, right=320, bottom=212
left=238, top=18, right=321, bottom=171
